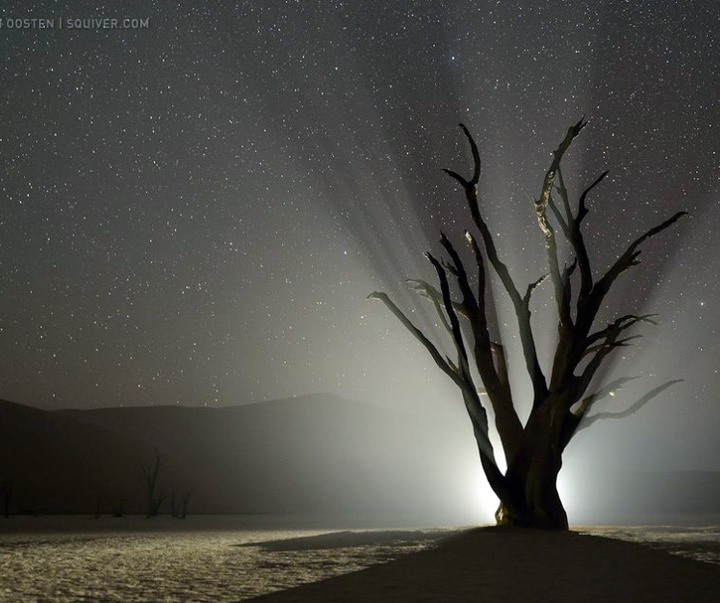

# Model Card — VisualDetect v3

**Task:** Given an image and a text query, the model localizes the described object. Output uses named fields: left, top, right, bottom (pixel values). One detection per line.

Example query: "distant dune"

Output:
left=2, top=394, right=719, bottom=521
left=0, top=398, right=158, bottom=514
left=0, top=394, right=482, bottom=519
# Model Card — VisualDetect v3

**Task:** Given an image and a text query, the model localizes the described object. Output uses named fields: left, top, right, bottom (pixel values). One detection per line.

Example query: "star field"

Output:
left=1, top=1, right=719, bottom=469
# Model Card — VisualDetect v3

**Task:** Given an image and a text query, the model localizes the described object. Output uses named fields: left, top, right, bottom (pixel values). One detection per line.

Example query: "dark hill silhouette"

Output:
left=0, top=398, right=175, bottom=514
left=2, top=394, right=719, bottom=521
left=1, top=394, right=483, bottom=519
left=57, top=394, right=479, bottom=519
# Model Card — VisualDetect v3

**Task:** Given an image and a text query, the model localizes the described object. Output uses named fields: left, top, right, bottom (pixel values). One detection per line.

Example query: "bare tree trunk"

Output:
left=1, top=480, right=11, bottom=519
left=143, top=448, right=164, bottom=518
left=170, top=489, right=178, bottom=518
left=496, top=472, right=567, bottom=528
left=179, top=490, right=191, bottom=519
left=490, top=401, right=569, bottom=530
left=524, top=457, right=567, bottom=530
left=94, top=494, right=103, bottom=519
left=112, top=498, right=125, bottom=518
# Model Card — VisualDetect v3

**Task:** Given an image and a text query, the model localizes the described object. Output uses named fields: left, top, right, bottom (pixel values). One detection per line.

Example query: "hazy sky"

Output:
left=1, top=1, right=719, bottom=471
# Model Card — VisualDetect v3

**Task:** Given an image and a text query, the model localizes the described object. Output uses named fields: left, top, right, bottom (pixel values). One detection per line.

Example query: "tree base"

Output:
left=495, top=502, right=569, bottom=531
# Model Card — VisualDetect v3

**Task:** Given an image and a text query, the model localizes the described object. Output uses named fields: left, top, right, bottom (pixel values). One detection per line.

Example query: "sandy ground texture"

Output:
left=243, top=526, right=720, bottom=603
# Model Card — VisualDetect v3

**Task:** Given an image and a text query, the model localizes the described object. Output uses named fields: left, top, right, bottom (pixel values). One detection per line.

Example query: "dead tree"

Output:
left=170, top=487, right=192, bottom=519
left=111, top=497, right=125, bottom=518
left=94, top=494, right=103, bottom=519
left=143, top=448, right=165, bottom=518
left=178, top=489, right=192, bottom=519
left=170, top=488, right=178, bottom=518
left=1, top=480, right=11, bottom=518
left=370, top=118, right=685, bottom=530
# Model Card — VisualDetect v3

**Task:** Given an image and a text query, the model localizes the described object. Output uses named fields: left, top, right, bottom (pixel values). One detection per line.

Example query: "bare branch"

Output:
left=442, top=124, right=481, bottom=186
left=439, top=233, right=524, bottom=458
left=569, top=171, right=609, bottom=300
left=535, top=118, right=587, bottom=329
left=582, top=335, right=643, bottom=359
left=536, top=117, right=587, bottom=220
left=490, top=341, right=509, bottom=391
left=441, top=168, right=467, bottom=187
left=578, top=376, right=643, bottom=410
left=590, top=211, right=687, bottom=308
left=560, top=377, right=642, bottom=449
left=426, top=251, right=469, bottom=365
left=409, top=247, right=505, bottom=480
left=446, top=356, right=460, bottom=375
left=578, top=379, right=683, bottom=431
left=555, top=166, right=574, bottom=226
left=460, top=123, right=481, bottom=186
left=524, top=273, right=550, bottom=303
left=407, top=279, right=461, bottom=329
left=548, top=193, right=570, bottom=236
left=577, top=170, right=609, bottom=222
left=464, top=230, right=487, bottom=314
left=575, top=313, right=654, bottom=400
left=586, top=314, right=658, bottom=347
left=368, top=291, right=461, bottom=387
left=443, top=129, right=548, bottom=407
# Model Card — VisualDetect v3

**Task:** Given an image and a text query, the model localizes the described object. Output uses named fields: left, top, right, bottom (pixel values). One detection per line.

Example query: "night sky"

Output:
left=1, top=1, right=719, bottom=472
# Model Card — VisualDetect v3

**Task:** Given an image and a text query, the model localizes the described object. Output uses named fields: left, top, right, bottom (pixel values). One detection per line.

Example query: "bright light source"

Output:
left=557, top=472, right=581, bottom=521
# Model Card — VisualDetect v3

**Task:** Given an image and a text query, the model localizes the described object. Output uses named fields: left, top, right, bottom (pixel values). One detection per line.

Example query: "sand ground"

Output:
left=244, top=526, right=720, bottom=602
